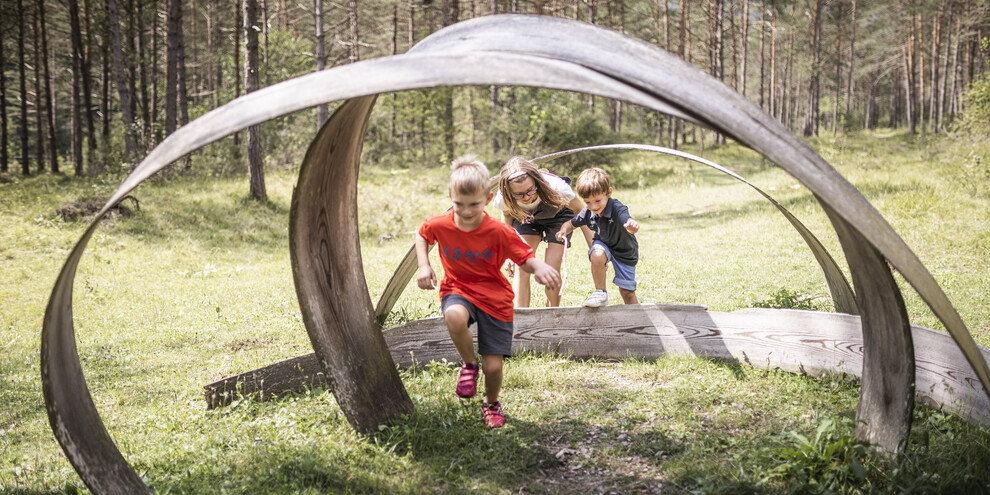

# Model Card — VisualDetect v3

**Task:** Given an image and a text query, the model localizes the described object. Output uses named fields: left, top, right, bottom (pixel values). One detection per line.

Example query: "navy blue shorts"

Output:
left=441, top=294, right=514, bottom=357
left=590, top=240, right=637, bottom=291
left=512, top=208, right=574, bottom=245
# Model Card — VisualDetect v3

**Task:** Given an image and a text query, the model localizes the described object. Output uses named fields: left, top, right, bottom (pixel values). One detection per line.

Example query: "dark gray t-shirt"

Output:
left=570, top=197, right=638, bottom=265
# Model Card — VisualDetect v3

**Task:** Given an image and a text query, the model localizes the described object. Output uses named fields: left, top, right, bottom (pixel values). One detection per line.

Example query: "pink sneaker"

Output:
left=482, top=401, right=505, bottom=428
left=456, top=362, right=480, bottom=398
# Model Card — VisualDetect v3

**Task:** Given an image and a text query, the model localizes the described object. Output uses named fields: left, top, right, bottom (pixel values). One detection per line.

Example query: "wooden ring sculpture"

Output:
left=40, top=15, right=990, bottom=493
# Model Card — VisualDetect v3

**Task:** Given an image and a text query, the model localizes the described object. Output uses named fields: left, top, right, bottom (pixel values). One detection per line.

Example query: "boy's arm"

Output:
left=414, top=234, right=437, bottom=290
left=518, top=257, right=561, bottom=291
left=566, top=197, right=595, bottom=248
left=615, top=201, right=640, bottom=234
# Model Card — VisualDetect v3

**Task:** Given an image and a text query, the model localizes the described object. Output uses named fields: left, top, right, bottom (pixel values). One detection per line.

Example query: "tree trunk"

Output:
left=108, top=0, right=140, bottom=163
left=165, top=0, right=181, bottom=135
left=32, top=3, right=45, bottom=173
left=67, top=0, right=86, bottom=174
left=441, top=0, right=456, bottom=162
left=937, top=1, right=953, bottom=132
left=38, top=0, right=56, bottom=173
left=844, top=0, right=856, bottom=120
left=138, top=0, right=151, bottom=145
left=101, top=19, right=111, bottom=143
left=80, top=0, right=97, bottom=159
left=739, top=0, right=749, bottom=97
left=832, top=1, right=842, bottom=134
left=490, top=0, right=499, bottom=155
left=245, top=0, right=266, bottom=200
left=126, top=0, right=140, bottom=142
left=759, top=0, right=766, bottom=109
left=802, top=0, right=822, bottom=137
left=349, top=0, right=359, bottom=63
left=233, top=0, right=241, bottom=145
left=151, top=0, right=160, bottom=141
left=928, top=2, right=942, bottom=134
left=710, top=0, right=724, bottom=143
left=0, top=24, right=7, bottom=174
left=17, top=0, right=29, bottom=175
left=769, top=0, right=777, bottom=119
left=315, top=0, right=328, bottom=126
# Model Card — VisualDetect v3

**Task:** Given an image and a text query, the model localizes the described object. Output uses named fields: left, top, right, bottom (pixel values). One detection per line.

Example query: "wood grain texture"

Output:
left=289, top=96, right=414, bottom=434
left=205, top=305, right=990, bottom=428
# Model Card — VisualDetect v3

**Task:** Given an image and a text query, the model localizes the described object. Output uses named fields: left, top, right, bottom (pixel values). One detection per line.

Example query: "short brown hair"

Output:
left=575, top=167, right=611, bottom=198
left=449, top=155, right=489, bottom=196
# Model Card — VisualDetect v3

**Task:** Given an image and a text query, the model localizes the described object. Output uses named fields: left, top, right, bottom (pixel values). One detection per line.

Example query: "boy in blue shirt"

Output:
left=556, top=167, right=640, bottom=307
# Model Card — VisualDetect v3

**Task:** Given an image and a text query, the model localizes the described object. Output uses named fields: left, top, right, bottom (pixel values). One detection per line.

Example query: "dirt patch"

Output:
left=54, top=195, right=140, bottom=221
left=227, top=337, right=275, bottom=352
left=527, top=424, right=671, bottom=494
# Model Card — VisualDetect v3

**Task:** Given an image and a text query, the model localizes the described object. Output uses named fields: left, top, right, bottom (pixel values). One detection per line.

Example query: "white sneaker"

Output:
left=584, top=290, right=608, bottom=308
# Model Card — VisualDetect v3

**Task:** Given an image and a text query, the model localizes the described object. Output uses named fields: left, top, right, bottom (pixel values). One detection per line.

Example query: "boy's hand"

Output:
left=530, top=260, right=561, bottom=291
left=416, top=265, right=437, bottom=290
left=624, top=219, right=640, bottom=234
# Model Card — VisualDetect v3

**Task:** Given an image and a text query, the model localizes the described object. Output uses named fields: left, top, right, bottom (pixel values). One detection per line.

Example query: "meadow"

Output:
left=1, top=129, right=988, bottom=493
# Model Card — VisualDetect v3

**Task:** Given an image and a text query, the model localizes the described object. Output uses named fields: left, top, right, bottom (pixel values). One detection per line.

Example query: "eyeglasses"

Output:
left=511, top=186, right=538, bottom=200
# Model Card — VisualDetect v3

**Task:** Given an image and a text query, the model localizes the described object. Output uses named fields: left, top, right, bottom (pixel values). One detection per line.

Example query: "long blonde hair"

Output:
left=449, top=155, right=489, bottom=196
left=498, top=156, right=567, bottom=222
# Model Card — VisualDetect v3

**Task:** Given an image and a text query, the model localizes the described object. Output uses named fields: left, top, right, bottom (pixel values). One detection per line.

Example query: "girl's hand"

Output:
left=624, top=219, right=640, bottom=234
left=416, top=266, right=437, bottom=290
left=503, top=259, right=516, bottom=277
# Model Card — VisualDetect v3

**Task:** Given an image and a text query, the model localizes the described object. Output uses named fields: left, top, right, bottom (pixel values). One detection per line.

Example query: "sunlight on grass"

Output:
left=1, top=130, right=988, bottom=493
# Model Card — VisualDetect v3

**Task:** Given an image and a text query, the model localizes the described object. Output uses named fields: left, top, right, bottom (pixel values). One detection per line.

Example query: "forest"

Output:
left=0, top=0, right=988, bottom=195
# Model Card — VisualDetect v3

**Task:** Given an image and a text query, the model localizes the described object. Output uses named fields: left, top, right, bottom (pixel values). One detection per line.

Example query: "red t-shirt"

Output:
left=418, top=210, right=535, bottom=322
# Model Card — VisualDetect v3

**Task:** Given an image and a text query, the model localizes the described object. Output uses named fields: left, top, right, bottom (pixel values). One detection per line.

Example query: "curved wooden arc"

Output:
left=39, top=14, right=989, bottom=490
left=289, top=96, right=414, bottom=433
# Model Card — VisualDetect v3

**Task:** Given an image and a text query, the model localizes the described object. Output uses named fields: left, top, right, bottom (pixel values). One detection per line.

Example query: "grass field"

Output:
left=1, top=129, right=988, bottom=493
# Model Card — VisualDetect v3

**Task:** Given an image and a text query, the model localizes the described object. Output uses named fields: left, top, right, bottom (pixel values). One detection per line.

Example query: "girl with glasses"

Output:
left=494, top=156, right=594, bottom=307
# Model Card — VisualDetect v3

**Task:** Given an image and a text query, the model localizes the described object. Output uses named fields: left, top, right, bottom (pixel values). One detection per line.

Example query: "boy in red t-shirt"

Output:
left=416, top=156, right=561, bottom=428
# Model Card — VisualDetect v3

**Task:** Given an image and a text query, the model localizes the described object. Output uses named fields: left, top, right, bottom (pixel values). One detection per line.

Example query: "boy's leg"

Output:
left=512, top=234, right=543, bottom=308
left=619, top=288, right=639, bottom=304
left=443, top=304, right=477, bottom=365
left=542, top=242, right=566, bottom=307
left=589, top=248, right=608, bottom=291
left=481, top=354, right=503, bottom=403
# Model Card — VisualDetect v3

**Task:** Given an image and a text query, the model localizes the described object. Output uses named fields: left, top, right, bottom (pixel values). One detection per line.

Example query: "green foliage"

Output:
left=766, top=415, right=874, bottom=494
left=750, top=288, right=822, bottom=311
left=954, top=71, right=990, bottom=137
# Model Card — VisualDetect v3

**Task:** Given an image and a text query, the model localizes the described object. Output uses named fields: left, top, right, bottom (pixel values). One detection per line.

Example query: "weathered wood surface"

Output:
left=289, top=96, right=414, bottom=434
left=205, top=305, right=990, bottom=428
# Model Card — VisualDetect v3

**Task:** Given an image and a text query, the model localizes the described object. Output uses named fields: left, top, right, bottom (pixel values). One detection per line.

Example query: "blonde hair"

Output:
left=498, top=156, right=567, bottom=222
left=575, top=167, right=611, bottom=198
left=448, top=155, right=490, bottom=196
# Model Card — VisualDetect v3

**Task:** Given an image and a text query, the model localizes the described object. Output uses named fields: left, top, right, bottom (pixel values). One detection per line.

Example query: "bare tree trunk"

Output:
left=844, top=0, right=856, bottom=119
left=802, top=0, right=822, bottom=137
left=151, top=0, right=160, bottom=141
left=709, top=0, right=724, bottom=143
left=39, top=0, right=58, bottom=173
left=349, top=0, right=359, bottom=63
left=0, top=25, right=7, bottom=174
left=80, top=0, right=97, bottom=158
left=101, top=19, right=111, bottom=144
left=108, top=0, right=140, bottom=163
left=233, top=0, right=241, bottom=145
left=245, top=0, right=266, bottom=200
left=17, top=0, right=29, bottom=175
left=490, top=0, right=500, bottom=155
left=441, top=0, right=457, bottom=161
left=937, top=1, right=953, bottom=131
left=315, top=0, right=328, bottom=126
left=165, top=0, right=181, bottom=135
left=190, top=0, right=199, bottom=102
left=928, top=1, right=942, bottom=134
left=212, top=0, right=222, bottom=108
left=32, top=3, right=45, bottom=172
left=759, top=0, right=766, bottom=109
left=125, top=0, right=139, bottom=141
left=769, top=0, right=777, bottom=119
left=739, top=0, right=749, bottom=97
left=832, top=1, right=842, bottom=134
left=138, top=0, right=151, bottom=146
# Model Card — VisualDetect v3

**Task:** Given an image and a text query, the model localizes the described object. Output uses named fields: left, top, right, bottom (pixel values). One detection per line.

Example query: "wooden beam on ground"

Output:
left=204, top=304, right=990, bottom=428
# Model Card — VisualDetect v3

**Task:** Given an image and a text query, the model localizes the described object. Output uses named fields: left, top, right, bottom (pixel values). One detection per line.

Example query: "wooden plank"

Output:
left=205, top=305, right=990, bottom=427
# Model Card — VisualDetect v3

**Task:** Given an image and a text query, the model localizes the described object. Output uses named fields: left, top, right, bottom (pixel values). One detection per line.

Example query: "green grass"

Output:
left=1, top=129, right=989, bottom=493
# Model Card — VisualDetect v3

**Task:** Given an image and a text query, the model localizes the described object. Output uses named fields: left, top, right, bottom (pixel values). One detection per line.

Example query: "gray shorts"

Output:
left=441, top=294, right=514, bottom=357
